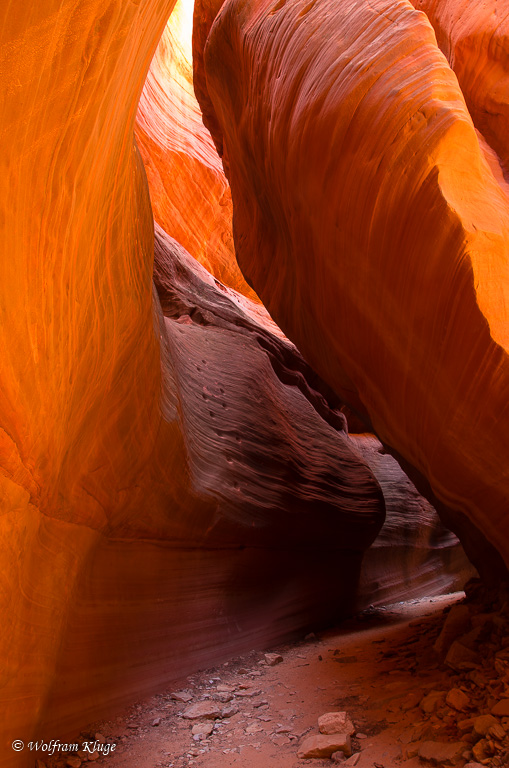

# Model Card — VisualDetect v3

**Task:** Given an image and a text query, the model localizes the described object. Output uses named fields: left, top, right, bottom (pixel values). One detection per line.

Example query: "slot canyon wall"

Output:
left=0, top=0, right=503, bottom=764
left=193, top=0, right=509, bottom=580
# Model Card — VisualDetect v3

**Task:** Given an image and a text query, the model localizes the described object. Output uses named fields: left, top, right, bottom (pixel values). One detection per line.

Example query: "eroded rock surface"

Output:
left=136, top=0, right=256, bottom=298
left=194, top=0, right=509, bottom=578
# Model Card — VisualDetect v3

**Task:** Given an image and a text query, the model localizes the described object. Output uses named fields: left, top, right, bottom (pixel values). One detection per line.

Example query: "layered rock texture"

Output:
left=0, top=0, right=391, bottom=743
left=0, top=0, right=503, bottom=763
left=194, top=0, right=509, bottom=580
left=135, top=0, right=257, bottom=298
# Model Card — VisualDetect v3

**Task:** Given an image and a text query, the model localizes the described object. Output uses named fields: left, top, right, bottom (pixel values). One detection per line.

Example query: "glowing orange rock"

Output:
left=194, top=0, right=509, bottom=576
left=136, top=0, right=257, bottom=298
left=0, top=1, right=387, bottom=754
left=411, top=0, right=509, bottom=180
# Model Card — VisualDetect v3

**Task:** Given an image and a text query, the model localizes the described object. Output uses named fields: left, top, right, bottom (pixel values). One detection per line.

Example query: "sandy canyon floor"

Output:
left=36, top=589, right=509, bottom=768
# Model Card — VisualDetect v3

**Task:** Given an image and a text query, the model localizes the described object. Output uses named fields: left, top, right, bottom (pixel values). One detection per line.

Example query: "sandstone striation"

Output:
left=411, top=0, right=509, bottom=182
left=135, top=0, right=256, bottom=298
left=194, top=0, right=509, bottom=578
left=350, top=434, right=475, bottom=609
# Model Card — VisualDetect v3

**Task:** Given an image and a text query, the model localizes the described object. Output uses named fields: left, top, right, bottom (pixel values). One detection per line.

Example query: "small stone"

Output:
left=457, top=717, right=476, bottom=733
left=235, top=689, right=261, bottom=698
left=297, top=734, right=352, bottom=759
left=182, top=702, right=221, bottom=720
left=464, top=763, right=485, bottom=768
left=215, top=692, right=233, bottom=703
left=217, top=684, right=235, bottom=692
left=94, top=734, right=106, bottom=743
left=433, top=604, right=471, bottom=657
left=245, top=723, right=263, bottom=734
left=473, top=714, right=498, bottom=736
left=152, top=717, right=161, bottom=726
left=418, top=740, right=466, bottom=764
left=489, top=723, right=506, bottom=740
left=221, top=705, right=239, bottom=718
left=400, top=691, right=422, bottom=711
left=275, top=726, right=292, bottom=733
left=356, top=733, right=367, bottom=739
left=331, top=751, right=346, bottom=763
left=491, top=699, right=509, bottom=716
left=66, top=758, right=81, bottom=768
left=264, top=653, right=283, bottom=666
left=342, top=754, right=361, bottom=766
left=420, top=691, right=446, bottom=713
left=171, top=691, right=193, bottom=703
left=318, top=712, right=355, bottom=736
left=472, top=738, right=491, bottom=762
left=191, top=722, right=214, bottom=738
left=445, top=641, right=480, bottom=671
left=304, top=633, right=317, bottom=641
left=87, top=753, right=99, bottom=762
left=446, top=688, right=470, bottom=711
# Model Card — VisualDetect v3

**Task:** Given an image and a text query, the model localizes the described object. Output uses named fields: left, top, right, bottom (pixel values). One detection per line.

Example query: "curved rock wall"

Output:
left=0, top=0, right=387, bottom=745
left=135, top=0, right=257, bottom=298
left=193, top=0, right=509, bottom=579
left=411, top=0, right=509, bottom=180
left=351, top=434, right=476, bottom=609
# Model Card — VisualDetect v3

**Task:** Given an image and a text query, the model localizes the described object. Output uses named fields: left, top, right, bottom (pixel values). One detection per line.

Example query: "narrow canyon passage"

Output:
left=1, top=0, right=509, bottom=767
left=31, top=587, right=509, bottom=768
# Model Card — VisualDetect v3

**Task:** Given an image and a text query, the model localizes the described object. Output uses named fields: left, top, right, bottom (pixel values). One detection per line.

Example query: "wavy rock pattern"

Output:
left=0, top=0, right=387, bottom=742
left=136, top=0, right=257, bottom=298
left=351, top=434, right=475, bottom=609
left=194, top=0, right=509, bottom=579
left=411, top=0, right=509, bottom=181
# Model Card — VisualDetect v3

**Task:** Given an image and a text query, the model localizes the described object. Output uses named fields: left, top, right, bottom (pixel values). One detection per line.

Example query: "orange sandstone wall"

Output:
left=411, top=0, right=509, bottom=180
left=0, top=1, right=175, bottom=760
left=0, top=2, right=389, bottom=759
left=135, top=0, right=257, bottom=298
left=193, top=0, right=509, bottom=577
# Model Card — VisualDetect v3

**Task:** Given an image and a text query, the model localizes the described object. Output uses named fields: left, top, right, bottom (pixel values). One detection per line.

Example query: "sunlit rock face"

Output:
left=135, top=0, right=257, bottom=298
left=411, top=0, right=509, bottom=180
left=0, top=0, right=389, bottom=746
left=194, top=0, right=509, bottom=580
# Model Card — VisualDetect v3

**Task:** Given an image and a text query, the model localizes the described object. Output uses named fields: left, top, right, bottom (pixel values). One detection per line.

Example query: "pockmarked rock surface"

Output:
left=193, top=0, right=509, bottom=578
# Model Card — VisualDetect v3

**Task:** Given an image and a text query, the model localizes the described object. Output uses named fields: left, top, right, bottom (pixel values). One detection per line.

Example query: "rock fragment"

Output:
left=491, top=699, right=509, bottom=716
left=433, top=605, right=471, bottom=657
left=182, top=701, right=221, bottom=720
left=191, top=722, right=214, bottom=738
left=297, top=733, right=352, bottom=759
left=445, top=688, right=470, bottom=711
left=420, top=690, right=446, bottom=713
left=221, top=705, right=239, bottom=718
left=318, top=712, right=355, bottom=736
left=418, top=740, right=465, bottom=764
left=445, top=641, right=479, bottom=671
left=171, top=691, right=193, bottom=703
left=264, top=653, right=283, bottom=666
left=473, top=714, right=498, bottom=736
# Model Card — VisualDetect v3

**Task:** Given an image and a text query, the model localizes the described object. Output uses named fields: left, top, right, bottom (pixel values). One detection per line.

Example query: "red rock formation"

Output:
left=135, top=0, right=257, bottom=298
left=351, top=434, right=475, bottom=609
left=411, top=0, right=509, bottom=181
left=0, top=0, right=386, bottom=743
left=194, top=0, right=509, bottom=579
